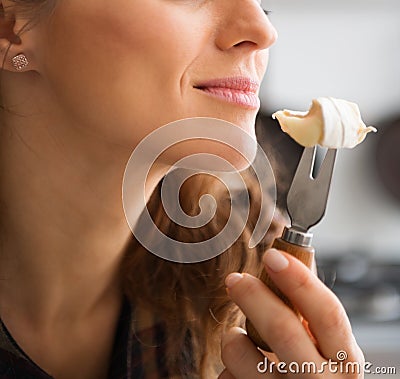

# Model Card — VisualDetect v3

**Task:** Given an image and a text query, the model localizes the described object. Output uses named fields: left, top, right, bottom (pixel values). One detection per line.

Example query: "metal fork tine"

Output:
left=287, top=146, right=337, bottom=232
left=292, top=146, right=316, bottom=182
left=315, top=148, right=337, bottom=185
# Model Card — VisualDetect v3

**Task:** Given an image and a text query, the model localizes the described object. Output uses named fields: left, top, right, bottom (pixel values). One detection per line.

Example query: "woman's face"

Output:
left=34, top=0, right=277, bottom=153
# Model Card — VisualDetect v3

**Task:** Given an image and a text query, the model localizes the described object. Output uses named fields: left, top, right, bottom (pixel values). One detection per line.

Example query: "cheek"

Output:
left=38, top=1, right=200, bottom=147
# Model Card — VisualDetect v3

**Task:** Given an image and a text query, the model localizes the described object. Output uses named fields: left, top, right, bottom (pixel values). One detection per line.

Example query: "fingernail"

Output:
left=225, top=273, right=244, bottom=288
left=263, top=249, right=289, bottom=272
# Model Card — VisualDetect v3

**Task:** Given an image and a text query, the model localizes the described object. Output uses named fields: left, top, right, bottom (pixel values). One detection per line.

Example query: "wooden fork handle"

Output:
left=245, top=237, right=315, bottom=352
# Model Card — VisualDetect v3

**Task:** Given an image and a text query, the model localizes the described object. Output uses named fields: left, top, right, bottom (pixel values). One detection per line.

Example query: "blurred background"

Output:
left=257, top=0, right=400, bottom=376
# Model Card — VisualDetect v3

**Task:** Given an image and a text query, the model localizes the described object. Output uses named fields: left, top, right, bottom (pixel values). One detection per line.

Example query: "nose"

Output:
left=215, top=0, right=278, bottom=52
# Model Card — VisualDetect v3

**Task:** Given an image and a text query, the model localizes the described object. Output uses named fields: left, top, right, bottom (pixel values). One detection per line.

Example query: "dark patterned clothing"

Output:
left=0, top=298, right=196, bottom=379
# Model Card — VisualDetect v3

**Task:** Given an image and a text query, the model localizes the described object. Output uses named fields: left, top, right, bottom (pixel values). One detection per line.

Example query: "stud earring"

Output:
left=12, top=53, right=29, bottom=71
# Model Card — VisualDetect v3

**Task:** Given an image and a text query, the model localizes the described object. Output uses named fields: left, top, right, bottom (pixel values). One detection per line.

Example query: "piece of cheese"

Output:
left=272, top=97, right=377, bottom=148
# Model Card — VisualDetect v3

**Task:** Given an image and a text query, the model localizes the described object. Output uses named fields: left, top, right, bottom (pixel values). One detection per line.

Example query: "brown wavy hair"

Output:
left=122, top=172, right=285, bottom=377
left=3, top=1, right=287, bottom=377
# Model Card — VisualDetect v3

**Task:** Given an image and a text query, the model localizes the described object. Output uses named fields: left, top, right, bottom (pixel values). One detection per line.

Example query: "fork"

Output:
left=246, top=146, right=337, bottom=352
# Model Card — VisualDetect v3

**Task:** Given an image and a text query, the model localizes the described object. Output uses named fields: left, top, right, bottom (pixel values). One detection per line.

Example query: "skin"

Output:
left=0, top=0, right=364, bottom=378
left=219, top=250, right=365, bottom=378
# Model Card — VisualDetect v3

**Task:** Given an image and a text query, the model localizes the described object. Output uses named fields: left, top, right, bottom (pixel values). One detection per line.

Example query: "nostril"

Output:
left=233, top=40, right=256, bottom=48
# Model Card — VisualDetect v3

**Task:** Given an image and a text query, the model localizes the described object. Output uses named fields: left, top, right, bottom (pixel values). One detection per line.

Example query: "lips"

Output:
left=194, top=77, right=260, bottom=109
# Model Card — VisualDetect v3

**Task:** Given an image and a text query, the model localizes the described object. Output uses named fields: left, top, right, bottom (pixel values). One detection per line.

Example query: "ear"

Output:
left=0, top=0, right=38, bottom=72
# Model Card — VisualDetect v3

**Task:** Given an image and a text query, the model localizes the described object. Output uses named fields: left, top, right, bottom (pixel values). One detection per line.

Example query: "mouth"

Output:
left=193, top=76, right=260, bottom=110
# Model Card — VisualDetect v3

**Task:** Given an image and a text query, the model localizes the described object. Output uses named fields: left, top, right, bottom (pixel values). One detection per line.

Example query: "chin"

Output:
left=148, top=117, right=258, bottom=173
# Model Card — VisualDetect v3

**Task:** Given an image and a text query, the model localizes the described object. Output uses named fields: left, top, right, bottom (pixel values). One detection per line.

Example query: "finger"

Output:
left=302, top=318, right=318, bottom=345
left=262, top=248, right=363, bottom=362
left=221, top=327, right=277, bottom=379
left=225, top=273, right=324, bottom=367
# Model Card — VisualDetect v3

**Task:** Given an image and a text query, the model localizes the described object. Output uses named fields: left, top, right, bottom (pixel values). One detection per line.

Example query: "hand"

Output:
left=219, top=248, right=365, bottom=378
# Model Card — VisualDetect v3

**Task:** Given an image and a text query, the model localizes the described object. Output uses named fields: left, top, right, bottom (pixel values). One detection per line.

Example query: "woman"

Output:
left=0, top=0, right=365, bottom=378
